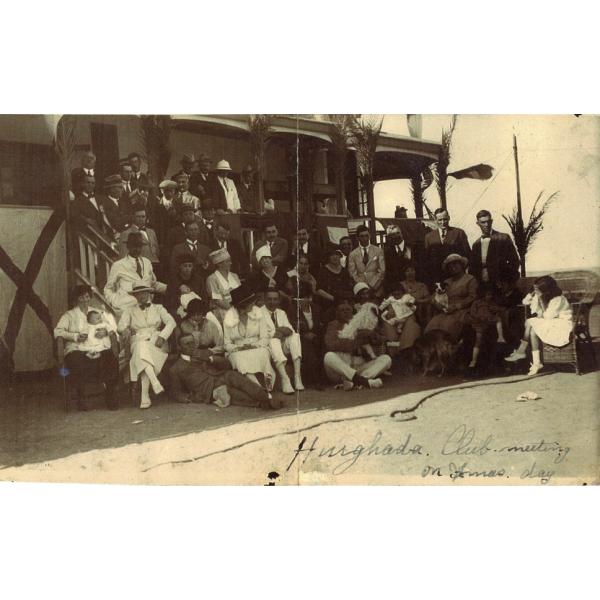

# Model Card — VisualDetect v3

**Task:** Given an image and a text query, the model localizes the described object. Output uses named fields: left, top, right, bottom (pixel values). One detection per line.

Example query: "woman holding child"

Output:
left=54, top=285, right=119, bottom=411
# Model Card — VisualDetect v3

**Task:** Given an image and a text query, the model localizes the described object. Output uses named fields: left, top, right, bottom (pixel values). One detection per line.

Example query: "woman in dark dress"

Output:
left=315, top=246, right=354, bottom=320
left=53, top=285, right=120, bottom=411
left=252, top=245, right=290, bottom=305
left=164, top=252, right=206, bottom=317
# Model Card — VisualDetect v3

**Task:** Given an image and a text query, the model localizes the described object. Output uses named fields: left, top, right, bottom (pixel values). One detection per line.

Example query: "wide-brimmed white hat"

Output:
left=255, top=245, right=272, bottom=263
left=215, top=159, right=232, bottom=171
left=159, top=179, right=177, bottom=189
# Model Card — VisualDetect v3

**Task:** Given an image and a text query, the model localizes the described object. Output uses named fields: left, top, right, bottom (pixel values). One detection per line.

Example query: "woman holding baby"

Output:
left=165, top=253, right=206, bottom=317
left=54, top=285, right=120, bottom=411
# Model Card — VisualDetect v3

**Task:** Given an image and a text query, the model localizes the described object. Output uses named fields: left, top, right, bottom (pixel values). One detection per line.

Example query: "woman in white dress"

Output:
left=205, top=248, right=241, bottom=323
left=118, top=285, right=176, bottom=408
left=505, top=275, right=572, bottom=375
left=223, top=282, right=276, bottom=391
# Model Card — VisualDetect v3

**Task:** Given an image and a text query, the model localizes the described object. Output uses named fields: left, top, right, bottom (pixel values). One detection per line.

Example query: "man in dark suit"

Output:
left=210, top=221, right=247, bottom=277
left=288, top=224, right=322, bottom=274
left=191, top=153, right=214, bottom=201
left=98, top=174, right=131, bottom=236
left=169, top=220, right=212, bottom=277
left=383, top=224, right=415, bottom=293
left=71, top=150, right=97, bottom=194
left=287, top=280, right=326, bottom=389
left=127, top=152, right=149, bottom=190
left=164, top=205, right=202, bottom=259
left=170, top=153, right=196, bottom=185
left=339, top=236, right=353, bottom=271
left=148, top=179, right=179, bottom=245
left=470, top=209, right=520, bottom=285
left=72, top=174, right=108, bottom=234
left=252, top=222, right=289, bottom=270
left=237, top=165, right=257, bottom=212
left=424, top=207, right=471, bottom=286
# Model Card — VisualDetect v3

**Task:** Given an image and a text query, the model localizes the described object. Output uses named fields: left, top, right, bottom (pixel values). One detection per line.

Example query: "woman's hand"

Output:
left=76, top=333, right=88, bottom=343
left=154, top=337, right=165, bottom=349
left=95, top=328, right=108, bottom=339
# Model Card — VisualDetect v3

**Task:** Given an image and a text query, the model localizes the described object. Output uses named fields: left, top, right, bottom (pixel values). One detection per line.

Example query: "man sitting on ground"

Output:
left=323, top=299, right=391, bottom=390
left=171, top=328, right=279, bottom=409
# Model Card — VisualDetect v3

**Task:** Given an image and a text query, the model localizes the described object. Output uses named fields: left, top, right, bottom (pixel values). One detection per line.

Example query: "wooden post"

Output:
left=513, top=133, right=526, bottom=276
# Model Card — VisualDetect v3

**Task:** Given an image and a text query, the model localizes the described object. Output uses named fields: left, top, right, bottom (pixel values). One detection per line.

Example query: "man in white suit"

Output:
left=347, top=225, right=386, bottom=299
left=104, top=232, right=166, bottom=318
left=260, top=289, right=304, bottom=394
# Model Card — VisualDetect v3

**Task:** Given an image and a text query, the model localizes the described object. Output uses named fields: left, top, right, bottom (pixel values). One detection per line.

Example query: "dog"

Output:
left=339, top=302, right=380, bottom=360
left=433, top=282, right=449, bottom=312
left=410, top=329, right=458, bottom=377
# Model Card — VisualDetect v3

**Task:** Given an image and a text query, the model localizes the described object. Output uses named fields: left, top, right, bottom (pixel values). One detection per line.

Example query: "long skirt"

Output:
left=129, top=331, right=168, bottom=381
left=227, top=347, right=275, bottom=384
left=425, top=308, right=469, bottom=342
left=528, top=317, right=572, bottom=347
left=64, top=350, right=119, bottom=391
left=382, top=314, right=421, bottom=352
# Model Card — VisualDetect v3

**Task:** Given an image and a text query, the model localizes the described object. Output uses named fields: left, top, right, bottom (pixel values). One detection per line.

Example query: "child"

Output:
left=78, top=310, right=113, bottom=359
left=466, top=283, right=507, bottom=369
left=379, top=288, right=417, bottom=336
left=177, top=285, right=202, bottom=319
left=505, top=275, right=572, bottom=375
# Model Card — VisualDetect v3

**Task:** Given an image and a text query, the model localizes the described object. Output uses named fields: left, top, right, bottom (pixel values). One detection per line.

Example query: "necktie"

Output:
left=441, top=229, right=447, bottom=243
left=136, top=258, right=143, bottom=278
left=190, top=241, right=197, bottom=252
left=481, top=234, right=491, bottom=239
left=363, top=247, right=369, bottom=265
left=271, top=311, right=278, bottom=327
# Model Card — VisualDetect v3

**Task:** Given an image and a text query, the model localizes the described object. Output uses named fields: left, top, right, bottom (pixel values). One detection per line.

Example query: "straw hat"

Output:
left=442, top=253, right=468, bottom=270
left=129, top=285, right=155, bottom=295
left=159, top=179, right=177, bottom=190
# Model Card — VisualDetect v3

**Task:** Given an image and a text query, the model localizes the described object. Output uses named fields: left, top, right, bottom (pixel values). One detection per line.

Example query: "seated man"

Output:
left=171, top=332, right=280, bottom=409
left=261, top=289, right=304, bottom=394
left=104, top=232, right=166, bottom=318
left=287, top=280, right=326, bottom=389
left=323, top=299, right=391, bottom=390
left=118, top=207, right=161, bottom=276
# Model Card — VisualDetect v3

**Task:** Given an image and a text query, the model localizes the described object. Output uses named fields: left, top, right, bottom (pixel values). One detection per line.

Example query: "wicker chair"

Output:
left=540, top=302, right=597, bottom=375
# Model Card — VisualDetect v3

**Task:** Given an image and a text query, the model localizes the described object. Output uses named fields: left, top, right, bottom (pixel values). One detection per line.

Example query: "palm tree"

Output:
left=248, top=114, right=273, bottom=214
left=503, top=190, right=559, bottom=276
left=327, top=114, right=353, bottom=215
left=410, top=165, right=434, bottom=218
left=433, top=115, right=457, bottom=210
left=350, top=115, right=383, bottom=233
left=140, top=115, right=172, bottom=184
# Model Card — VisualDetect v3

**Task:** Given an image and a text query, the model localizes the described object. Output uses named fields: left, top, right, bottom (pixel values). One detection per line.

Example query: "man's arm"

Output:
left=371, top=247, right=386, bottom=290
left=103, top=262, right=119, bottom=306
left=347, top=251, right=360, bottom=284
left=324, top=321, right=357, bottom=353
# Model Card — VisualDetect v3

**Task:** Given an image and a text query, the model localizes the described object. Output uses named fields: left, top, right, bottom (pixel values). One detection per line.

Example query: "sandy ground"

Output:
left=1, top=368, right=598, bottom=485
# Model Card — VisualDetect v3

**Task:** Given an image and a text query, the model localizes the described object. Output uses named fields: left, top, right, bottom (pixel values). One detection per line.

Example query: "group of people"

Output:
left=54, top=151, right=575, bottom=411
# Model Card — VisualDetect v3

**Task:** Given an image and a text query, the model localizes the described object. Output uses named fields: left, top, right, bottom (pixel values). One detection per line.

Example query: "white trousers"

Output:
left=323, top=352, right=392, bottom=383
left=268, top=333, right=302, bottom=364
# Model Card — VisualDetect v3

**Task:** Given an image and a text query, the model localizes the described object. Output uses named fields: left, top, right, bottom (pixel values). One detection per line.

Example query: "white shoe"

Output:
left=367, top=378, right=383, bottom=389
left=528, top=363, right=544, bottom=376
left=140, top=397, right=152, bottom=409
left=294, top=377, right=305, bottom=391
left=281, top=376, right=294, bottom=395
left=505, top=349, right=526, bottom=362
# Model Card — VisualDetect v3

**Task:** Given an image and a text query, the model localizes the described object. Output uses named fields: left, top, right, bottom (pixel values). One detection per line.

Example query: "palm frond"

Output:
left=350, top=115, right=383, bottom=178
left=140, top=115, right=172, bottom=184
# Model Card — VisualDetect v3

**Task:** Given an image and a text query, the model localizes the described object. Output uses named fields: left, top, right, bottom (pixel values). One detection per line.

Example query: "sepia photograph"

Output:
left=0, top=113, right=598, bottom=485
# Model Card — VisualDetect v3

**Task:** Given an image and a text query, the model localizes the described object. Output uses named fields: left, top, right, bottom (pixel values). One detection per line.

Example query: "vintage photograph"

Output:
left=0, top=114, right=598, bottom=484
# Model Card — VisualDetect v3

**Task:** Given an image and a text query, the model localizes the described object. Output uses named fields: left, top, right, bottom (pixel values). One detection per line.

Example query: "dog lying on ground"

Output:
left=410, top=329, right=459, bottom=377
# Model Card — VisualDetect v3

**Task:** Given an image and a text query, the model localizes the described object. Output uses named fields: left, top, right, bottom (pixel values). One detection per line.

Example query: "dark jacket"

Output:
left=470, top=230, right=520, bottom=284
left=424, top=226, right=471, bottom=285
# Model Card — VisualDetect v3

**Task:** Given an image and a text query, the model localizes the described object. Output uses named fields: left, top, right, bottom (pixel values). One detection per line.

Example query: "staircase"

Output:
left=73, top=225, right=118, bottom=313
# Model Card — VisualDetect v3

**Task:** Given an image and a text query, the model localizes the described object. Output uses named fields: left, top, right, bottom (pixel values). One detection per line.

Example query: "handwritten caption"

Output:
left=287, top=424, right=570, bottom=484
